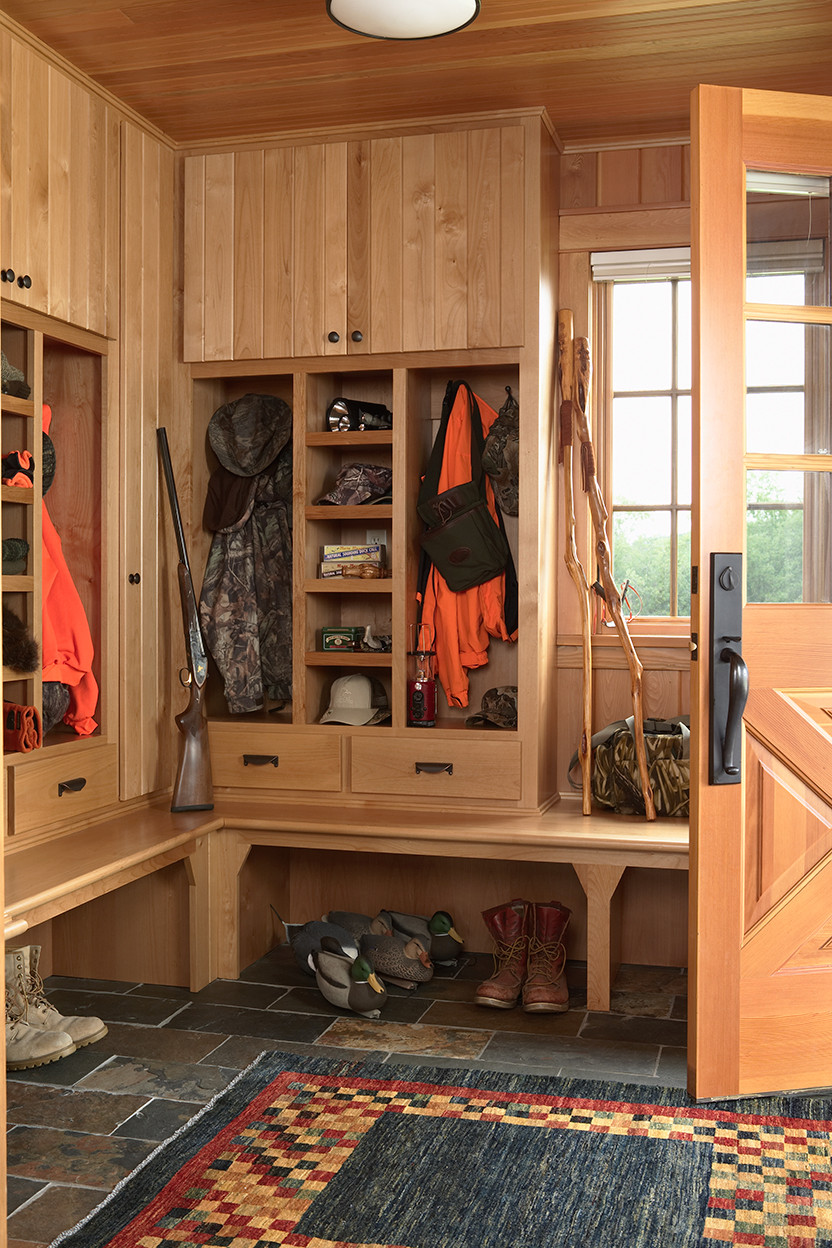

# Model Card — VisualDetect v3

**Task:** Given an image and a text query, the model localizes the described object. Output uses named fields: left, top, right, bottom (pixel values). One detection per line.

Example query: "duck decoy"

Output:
left=324, top=910, right=393, bottom=943
left=273, top=910, right=359, bottom=975
left=312, top=946, right=387, bottom=1019
left=383, top=909, right=464, bottom=964
left=360, top=932, right=433, bottom=990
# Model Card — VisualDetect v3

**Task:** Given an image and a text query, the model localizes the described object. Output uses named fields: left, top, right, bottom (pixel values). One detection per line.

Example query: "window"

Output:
left=594, top=269, right=692, bottom=620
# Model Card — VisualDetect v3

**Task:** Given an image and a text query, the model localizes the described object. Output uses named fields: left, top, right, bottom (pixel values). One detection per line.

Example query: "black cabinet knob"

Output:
left=17, top=274, right=31, bottom=289
left=327, top=331, right=340, bottom=343
left=128, top=572, right=141, bottom=585
left=1, top=269, right=14, bottom=282
left=351, top=330, right=364, bottom=343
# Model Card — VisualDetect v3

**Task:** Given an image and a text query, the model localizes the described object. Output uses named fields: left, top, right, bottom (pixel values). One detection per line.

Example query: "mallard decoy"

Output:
left=312, top=946, right=387, bottom=1019
left=324, top=910, right=393, bottom=943
left=276, top=913, right=359, bottom=976
left=383, top=909, right=464, bottom=964
left=360, top=933, right=433, bottom=990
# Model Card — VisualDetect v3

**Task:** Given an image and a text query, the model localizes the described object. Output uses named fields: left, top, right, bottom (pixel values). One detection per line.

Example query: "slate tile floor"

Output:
left=5, top=947, right=687, bottom=1248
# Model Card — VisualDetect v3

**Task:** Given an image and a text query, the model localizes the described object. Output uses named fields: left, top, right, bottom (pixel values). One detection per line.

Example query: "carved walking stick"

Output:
left=573, top=336, right=656, bottom=821
left=557, top=310, right=592, bottom=815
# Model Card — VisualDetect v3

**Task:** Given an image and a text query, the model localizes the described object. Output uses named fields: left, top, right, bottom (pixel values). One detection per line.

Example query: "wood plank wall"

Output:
left=556, top=143, right=692, bottom=966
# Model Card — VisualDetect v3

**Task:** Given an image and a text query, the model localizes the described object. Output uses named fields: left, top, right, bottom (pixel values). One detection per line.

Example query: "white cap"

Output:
left=320, top=674, right=389, bottom=726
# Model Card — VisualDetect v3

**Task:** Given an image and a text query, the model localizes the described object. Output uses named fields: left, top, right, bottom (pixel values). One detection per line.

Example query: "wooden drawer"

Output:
left=351, top=736, right=522, bottom=801
left=208, top=724, right=342, bottom=792
left=6, top=742, right=119, bottom=837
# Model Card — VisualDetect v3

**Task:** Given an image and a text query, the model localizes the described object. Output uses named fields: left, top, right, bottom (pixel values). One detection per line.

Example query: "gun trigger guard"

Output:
left=179, top=667, right=193, bottom=688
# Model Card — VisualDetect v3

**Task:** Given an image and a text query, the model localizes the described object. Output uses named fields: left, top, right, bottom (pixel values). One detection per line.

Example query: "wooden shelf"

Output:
left=2, top=665, right=36, bottom=682
left=305, top=650, right=392, bottom=666
left=0, top=394, right=34, bottom=418
left=304, top=578, right=393, bottom=593
left=306, top=432, right=393, bottom=448
left=2, top=575, right=34, bottom=592
left=1, top=485, right=34, bottom=504
left=305, top=504, right=393, bottom=521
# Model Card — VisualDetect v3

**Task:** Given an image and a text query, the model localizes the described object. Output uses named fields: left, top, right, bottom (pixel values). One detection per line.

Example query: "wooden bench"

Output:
left=209, top=797, right=689, bottom=1012
left=4, top=799, right=688, bottom=1011
left=3, top=805, right=222, bottom=991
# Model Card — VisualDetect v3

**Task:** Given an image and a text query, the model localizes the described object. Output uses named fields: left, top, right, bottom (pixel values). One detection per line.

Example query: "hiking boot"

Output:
left=522, top=901, right=571, bottom=1013
left=5, top=949, right=75, bottom=1071
left=9, top=945, right=108, bottom=1048
left=475, top=898, right=528, bottom=1009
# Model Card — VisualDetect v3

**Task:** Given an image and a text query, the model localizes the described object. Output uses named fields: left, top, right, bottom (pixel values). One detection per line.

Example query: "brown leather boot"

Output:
left=522, top=900, right=570, bottom=1013
left=475, top=899, right=528, bottom=1009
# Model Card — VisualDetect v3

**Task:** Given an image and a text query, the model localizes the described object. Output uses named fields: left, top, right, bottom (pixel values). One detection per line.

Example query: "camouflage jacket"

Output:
left=198, top=447, right=293, bottom=713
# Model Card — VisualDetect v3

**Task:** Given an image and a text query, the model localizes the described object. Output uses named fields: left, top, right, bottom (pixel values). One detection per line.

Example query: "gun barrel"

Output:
left=157, top=427, right=191, bottom=573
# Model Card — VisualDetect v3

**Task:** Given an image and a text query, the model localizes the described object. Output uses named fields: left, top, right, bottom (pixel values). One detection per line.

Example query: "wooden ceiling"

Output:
left=3, top=0, right=832, bottom=149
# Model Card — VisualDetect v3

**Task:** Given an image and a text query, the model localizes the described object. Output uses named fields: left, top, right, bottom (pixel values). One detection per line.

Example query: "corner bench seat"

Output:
left=4, top=799, right=688, bottom=1011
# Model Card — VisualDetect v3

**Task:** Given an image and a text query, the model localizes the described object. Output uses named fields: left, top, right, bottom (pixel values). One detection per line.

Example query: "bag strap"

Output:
left=418, top=381, right=488, bottom=507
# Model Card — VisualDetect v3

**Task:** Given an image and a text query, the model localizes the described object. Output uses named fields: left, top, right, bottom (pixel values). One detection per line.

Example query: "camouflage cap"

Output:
left=465, top=685, right=518, bottom=730
left=208, top=393, right=293, bottom=478
left=317, top=463, right=393, bottom=506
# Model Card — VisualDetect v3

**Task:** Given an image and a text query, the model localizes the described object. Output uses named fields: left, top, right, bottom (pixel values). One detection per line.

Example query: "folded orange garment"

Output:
left=3, top=701, right=42, bottom=753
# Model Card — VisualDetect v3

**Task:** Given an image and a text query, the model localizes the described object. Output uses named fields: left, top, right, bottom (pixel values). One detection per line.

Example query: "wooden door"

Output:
left=690, top=84, right=832, bottom=1098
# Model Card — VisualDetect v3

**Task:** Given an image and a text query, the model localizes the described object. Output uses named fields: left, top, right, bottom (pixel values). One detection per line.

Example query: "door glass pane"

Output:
left=746, top=470, right=832, bottom=603
left=746, top=170, right=830, bottom=307
left=612, top=397, right=671, bottom=505
left=746, top=321, right=831, bottom=454
left=678, top=396, right=691, bottom=505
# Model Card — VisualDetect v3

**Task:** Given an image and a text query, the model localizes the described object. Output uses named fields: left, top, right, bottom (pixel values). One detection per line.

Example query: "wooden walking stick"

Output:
left=573, top=336, right=656, bottom=821
left=557, top=310, right=592, bottom=815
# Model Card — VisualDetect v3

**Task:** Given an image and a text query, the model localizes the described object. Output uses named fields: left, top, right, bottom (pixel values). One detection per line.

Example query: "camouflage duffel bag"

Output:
left=569, top=716, right=690, bottom=817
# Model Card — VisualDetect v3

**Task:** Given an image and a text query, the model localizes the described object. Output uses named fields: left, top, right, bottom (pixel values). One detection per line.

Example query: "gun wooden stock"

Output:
left=158, top=427, right=214, bottom=813
left=172, top=677, right=213, bottom=813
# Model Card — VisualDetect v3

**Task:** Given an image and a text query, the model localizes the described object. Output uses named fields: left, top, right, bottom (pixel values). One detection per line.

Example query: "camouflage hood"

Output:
left=208, top=393, right=293, bottom=478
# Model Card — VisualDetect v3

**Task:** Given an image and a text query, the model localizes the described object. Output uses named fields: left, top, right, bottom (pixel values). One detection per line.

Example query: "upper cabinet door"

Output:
left=182, top=123, right=526, bottom=362
left=0, top=31, right=119, bottom=336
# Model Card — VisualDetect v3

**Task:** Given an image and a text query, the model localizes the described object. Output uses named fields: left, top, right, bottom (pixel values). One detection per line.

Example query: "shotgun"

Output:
left=157, top=427, right=214, bottom=812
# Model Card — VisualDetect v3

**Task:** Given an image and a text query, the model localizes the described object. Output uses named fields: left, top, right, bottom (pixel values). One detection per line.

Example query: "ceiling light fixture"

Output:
left=326, top=0, right=480, bottom=40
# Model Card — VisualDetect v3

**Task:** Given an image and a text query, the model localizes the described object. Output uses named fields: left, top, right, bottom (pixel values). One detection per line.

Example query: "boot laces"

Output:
left=492, top=934, right=526, bottom=976
left=526, top=936, right=566, bottom=983
left=27, top=969, right=50, bottom=1010
left=5, top=986, right=24, bottom=1024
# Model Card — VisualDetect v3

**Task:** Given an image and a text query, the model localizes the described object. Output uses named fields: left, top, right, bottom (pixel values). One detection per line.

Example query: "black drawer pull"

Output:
left=57, top=777, right=87, bottom=797
left=414, top=761, right=453, bottom=776
left=243, top=754, right=279, bottom=767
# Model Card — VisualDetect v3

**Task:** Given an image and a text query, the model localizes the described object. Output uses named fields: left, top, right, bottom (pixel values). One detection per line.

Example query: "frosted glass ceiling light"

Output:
left=326, top=0, right=480, bottom=40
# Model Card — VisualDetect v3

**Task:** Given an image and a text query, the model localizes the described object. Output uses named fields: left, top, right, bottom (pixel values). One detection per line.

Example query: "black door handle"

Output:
left=720, top=648, right=749, bottom=775
left=709, top=552, right=747, bottom=784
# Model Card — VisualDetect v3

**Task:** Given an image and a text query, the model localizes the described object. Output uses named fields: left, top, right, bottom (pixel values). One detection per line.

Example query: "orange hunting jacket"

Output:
left=41, top=405, right=99, bottom=736
left=417, top=386, right=517, bottom=709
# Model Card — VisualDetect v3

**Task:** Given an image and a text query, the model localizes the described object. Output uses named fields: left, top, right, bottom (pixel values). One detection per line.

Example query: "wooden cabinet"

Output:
left=183, top=119, right=528, bottom=363
left=1, top=302, right=118, bottom=843
left=0, top=29, right=119, bottom=336
left=188, top=109, right=560, bottom=813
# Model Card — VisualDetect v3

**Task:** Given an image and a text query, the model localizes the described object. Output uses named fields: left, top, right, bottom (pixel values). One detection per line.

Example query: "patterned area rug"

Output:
left=51, top=1050, right=832, bottom=1247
